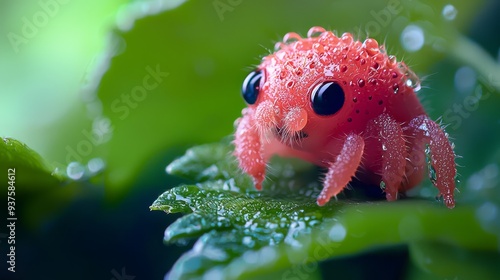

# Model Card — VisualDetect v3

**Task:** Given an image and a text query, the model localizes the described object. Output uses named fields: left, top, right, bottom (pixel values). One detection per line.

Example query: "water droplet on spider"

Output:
left=341, top=33, right=353, bottom=45
left=393, top=83, right=400, bottom=94
left=283, top=32, right=301, bottom=44
left=363, top=38, right=379, bottom=56
left=67, top=162, right=85, bottom=180
left=312, top=43, right=324, bottom=53
left=388, top=55, right=397, bottom=66
left=382, top=144, right=387, bottom=151
left=87, top=158, right=105, bottom=173
left=398, top=62, right=421, bottom=91
left=442, top=4, right=458, bottom=21
left=274, top=42, right=284, bottom=51
left=400, top=25, right=425, bottom=52
left=405, top=78, right=421, bottom=92
left=380, top=181, right=386, bottom=189
left=307, top=26, right=326, bottom=38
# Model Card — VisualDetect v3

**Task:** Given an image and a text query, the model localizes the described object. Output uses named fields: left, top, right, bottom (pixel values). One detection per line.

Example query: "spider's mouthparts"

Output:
left=273, top=126, right=309, bottom=141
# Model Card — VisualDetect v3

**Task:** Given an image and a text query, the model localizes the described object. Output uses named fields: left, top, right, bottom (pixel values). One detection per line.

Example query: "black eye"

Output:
left=311, top=81, right=345, bottom=116
left=242, top=70, right=262, bottom=104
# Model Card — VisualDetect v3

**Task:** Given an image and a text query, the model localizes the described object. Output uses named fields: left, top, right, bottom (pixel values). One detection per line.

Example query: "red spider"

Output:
left=234, top=27, right=456, bottom=208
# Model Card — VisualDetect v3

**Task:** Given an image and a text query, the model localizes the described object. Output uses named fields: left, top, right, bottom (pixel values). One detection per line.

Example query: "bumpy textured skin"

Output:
left=234, top=27, right=457, bottom=208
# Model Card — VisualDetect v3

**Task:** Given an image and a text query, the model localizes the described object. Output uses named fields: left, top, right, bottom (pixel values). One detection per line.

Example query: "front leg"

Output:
left=317, top=134, right=365, bottom=206
left=364, top=114, right=408, bottom=201
left=234, top=110, right=266, bottom=190
left=408, top=115, right=456, bottom=208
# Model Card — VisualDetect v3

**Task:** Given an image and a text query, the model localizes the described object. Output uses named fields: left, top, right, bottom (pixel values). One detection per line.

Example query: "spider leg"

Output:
left=407, top=115, right=456, bottom=208
left=234, top=111, right=266, bottom=190
left=365, top=113, right=407, bottom=201
left=317, top=134, right=364, bottom=206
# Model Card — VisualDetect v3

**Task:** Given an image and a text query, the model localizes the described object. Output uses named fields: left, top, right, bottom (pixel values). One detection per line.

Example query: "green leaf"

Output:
left=152, top=139, right=500, bottom=279
left=0, top=137, right=64, bottom=189
left=0, top=137, right=81, bottom=227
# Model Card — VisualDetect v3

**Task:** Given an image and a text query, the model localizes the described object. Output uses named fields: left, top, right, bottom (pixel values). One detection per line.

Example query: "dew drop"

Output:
left=379, top=44, right=386, bottom=54
left=274, top=42, right=284, bottom=51
left=405, top=78, right=421, bottom=91
left=363, top=38, right=379, bottom=56
left=454, top=66, right=477, bottom=95
left=294, top=41, right=306, bottom=50
left=329, top=223, right=347, bottom=242
left=87, top=158, right=105, bottom=173
left=360, top=58, right=366, bottom=65
left=393, top=83, right=399, bottom=94
left=340, top=65, right=348, bottom=72
left=380, top=181, right=386, bottom=189
left=283, top=32, right=302, bottom=44
left=442, top=4, right=458, bottom=21
left=307, top=26, right=326, bottom=38
left=398, top=62, right=421, bottom=91
left=476, top=202, right=498, bottom=222
left=388, top=55, right=397, bottom=65
left=242, top=236, right=255, bottom=247
left=358, top=79, right=365, bottom=87
left=312, top=42, right=324, bottom=53
left=67, top=162, right=85, bottom=180
left=400, top=25, right=425, bottom=52
left=286, top=80, right=295, bottom=88
left=341, top=33, right=353, bottom=45
left=318, top=31, right=339, bottom=45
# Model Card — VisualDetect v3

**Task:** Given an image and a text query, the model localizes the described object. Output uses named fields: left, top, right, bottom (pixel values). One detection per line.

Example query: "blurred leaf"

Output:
left=152, top=139, right=500, bottom=279
left=0, top=137, right=82, bottom=228
left=409, top=241, right=500, bottom=279
left=0, top=137, right=64, bottom=190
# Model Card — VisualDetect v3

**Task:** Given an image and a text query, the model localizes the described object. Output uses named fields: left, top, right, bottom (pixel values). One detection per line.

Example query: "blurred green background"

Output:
left=1, top=0, right=499, bottom=279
